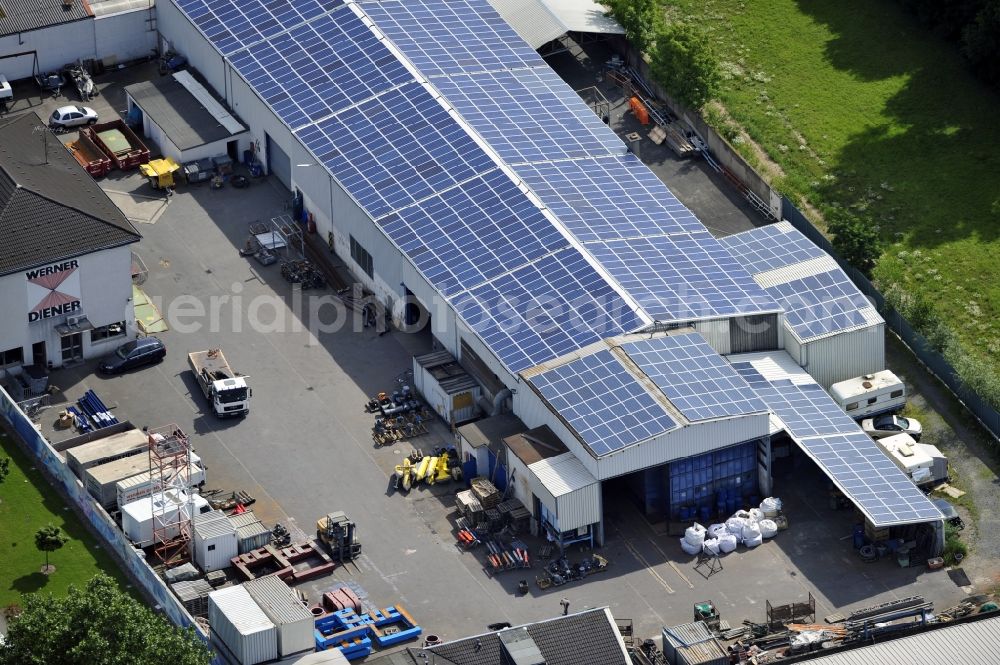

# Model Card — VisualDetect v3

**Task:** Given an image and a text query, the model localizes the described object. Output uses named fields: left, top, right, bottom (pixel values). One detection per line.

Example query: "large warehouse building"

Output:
left=156, top=0, right=941, bottom=548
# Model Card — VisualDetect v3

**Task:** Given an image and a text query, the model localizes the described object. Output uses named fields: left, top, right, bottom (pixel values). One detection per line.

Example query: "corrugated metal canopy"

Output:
left=798, top=615, right=1000, bottom=664
left=529, top=452, right=597, bottom=497
left=729, top=351, right=942, bottom=527
left=486, top=0, right=623, bottom=48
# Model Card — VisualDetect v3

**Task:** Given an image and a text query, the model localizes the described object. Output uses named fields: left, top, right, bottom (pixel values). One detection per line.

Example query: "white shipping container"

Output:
left=192, top=510, right=238, bottom=573
left=115, top=454, right=206, bottom=510
left=244, top=576, right=314, bottom=656
left=121, top=490, right=209, bottom=547
left=209, top=585, right=277, bottom=665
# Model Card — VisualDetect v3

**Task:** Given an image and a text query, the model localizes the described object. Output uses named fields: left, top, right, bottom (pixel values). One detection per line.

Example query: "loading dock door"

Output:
left=265, top=133, right=291, bottom=188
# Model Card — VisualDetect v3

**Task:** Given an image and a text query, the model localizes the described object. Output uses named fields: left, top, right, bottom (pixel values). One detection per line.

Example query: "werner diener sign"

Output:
left=26, top=260, right=82, bottom=323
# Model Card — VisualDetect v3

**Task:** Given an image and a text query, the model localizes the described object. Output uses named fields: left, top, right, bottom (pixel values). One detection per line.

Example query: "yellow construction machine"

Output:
left=139, top=157, right=181, bottom=190
left=316, top=511, right=361, bottom=562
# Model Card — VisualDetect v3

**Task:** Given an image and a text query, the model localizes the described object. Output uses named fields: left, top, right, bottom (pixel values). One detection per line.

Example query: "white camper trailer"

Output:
left=830, top=370, right=906, bottom=419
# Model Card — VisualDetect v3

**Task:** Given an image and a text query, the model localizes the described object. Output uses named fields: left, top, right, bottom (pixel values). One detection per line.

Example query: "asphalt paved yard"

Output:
left=29, top=168, right=966, bottom=645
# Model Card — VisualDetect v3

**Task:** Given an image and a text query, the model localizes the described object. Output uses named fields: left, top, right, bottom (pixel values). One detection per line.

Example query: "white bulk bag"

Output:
left=707, top=523, right=729, bottom=539
left=744, top=533, right=763, bottom=548
left=760, top=497, right=782, bottom=517
left=702, top=538, right=720, bottom=556
left=684, top=523, right=707, bottom=547
left=748, top=508, right=765, bottom=522
left=741, top=521, right=761, bottom=542
left=718, top=534, right=738, bottom=553
left=759, top=519, right=778, bottom=539
left=680, top=538, right=702, bottom=556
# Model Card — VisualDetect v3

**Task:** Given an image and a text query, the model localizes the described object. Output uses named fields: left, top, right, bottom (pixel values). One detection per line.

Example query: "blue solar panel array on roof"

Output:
left=358, top=0, right=544, bottom=77
left=587, top=233, right=780, bottom=321
left=530, top=350, right=678, bottom=456
left=624, top=334, right=767, bottom=421
left=430, top=68, right=625, bottom=165
left=455, top=249, right=644, bottom=373
left=732, top=360, right=941, bottom=526
left=296, top=82, right=497, bottom=220
left=720, top=223, right=827, bottom=276
left=379, top=169, right=568, bottom=297
left=769, top=270, right=874, bottom=340
left=512, top=155, right=704, bottom=242
left=171, top=0, right=790, bottom=374
left=176, top=0, right=343, bottom=55
left=228, top=11, right=412, bottom=129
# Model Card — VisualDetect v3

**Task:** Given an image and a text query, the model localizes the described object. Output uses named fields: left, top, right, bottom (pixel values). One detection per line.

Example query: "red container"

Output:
left=82, top=119, right=150, bottom=170
left=68, top=132, right=112, bottom=177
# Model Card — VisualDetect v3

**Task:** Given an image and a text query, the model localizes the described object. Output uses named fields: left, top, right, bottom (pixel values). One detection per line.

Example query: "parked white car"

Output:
left=862, top=414, right=922, bottom=440
left=49, top=105, right=98, bottom=128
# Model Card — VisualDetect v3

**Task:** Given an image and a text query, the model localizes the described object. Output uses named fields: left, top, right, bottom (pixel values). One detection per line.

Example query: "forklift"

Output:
left=316, top=511, right=362, bottom=562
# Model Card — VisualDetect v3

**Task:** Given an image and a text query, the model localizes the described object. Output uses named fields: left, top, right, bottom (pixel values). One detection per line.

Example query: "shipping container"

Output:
left=121, top=490, right=210, bottom=547
left=89, top=452, right=205, bottom=509
left=228, top=511, right=272, bottom=553
left=193, top=510, right=238, bottom=573
left=413, top=350, right=482, bottom=425
left=244, top=576, right=314, bottom=656
left=208, top=585, right=277, bottom=665
left=65, top=428, right=148, bottom=478
left=115, top=455, right=207, bottom=510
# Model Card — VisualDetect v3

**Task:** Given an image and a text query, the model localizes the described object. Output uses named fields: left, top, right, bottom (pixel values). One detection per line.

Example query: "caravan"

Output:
left=830, top=370, right=906, bottom=419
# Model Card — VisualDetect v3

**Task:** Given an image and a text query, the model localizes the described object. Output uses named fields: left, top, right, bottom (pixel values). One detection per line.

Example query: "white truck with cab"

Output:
left=188, top=348, right=251, bottom=417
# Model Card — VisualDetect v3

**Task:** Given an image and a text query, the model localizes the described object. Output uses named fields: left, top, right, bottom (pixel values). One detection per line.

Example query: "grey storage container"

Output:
left=244, top=576, right=314, bottom=656
left=229, top=511, right=272, bottom=553
left=171, top=579, right=214, bottom=617
left=208, top=585, right=277, bottom=665
left=662, top=623, right=728, bottom=665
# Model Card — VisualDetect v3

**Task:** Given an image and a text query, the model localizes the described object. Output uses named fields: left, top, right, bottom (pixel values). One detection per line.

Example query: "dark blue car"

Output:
left=98, top=337, right=166, bottom=375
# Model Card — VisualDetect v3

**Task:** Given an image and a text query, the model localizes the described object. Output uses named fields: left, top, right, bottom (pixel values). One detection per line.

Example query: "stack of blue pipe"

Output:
left=76, top=390, right=118, bottom=429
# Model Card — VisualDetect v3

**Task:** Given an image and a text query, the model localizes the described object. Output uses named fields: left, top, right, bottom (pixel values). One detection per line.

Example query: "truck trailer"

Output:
left=188, top=349, right=251, bottom=417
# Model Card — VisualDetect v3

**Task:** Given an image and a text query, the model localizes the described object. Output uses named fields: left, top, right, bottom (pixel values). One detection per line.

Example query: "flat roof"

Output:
left=504, top=425, right=566, bottom=466
left=456, top=413, right=526, bottom=452
left=125, top=73, right=245, bottom=152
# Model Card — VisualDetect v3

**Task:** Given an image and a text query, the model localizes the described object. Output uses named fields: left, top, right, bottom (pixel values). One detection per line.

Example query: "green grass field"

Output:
left=0, top=432, right=128, bottom=608
left=662, top=0, right=1000, bottom=373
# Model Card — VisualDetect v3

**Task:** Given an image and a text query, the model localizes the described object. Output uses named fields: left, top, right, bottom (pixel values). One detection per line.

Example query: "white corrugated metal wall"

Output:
left=798, top=323, right=886, bottom=388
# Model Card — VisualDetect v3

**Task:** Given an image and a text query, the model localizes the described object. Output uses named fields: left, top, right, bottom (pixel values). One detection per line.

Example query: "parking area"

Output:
left=6, top=49, right=991, bottom=648
left=28, top=166, right=968, bottom=644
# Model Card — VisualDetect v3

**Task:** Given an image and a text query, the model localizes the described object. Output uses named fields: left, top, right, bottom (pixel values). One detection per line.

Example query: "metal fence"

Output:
left=0, top=384, right=209, bottom=641
left=781, top=199, right=1000, bottom=440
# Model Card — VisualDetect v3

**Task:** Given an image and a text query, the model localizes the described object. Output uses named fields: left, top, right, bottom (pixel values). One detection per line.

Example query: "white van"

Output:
left=830, top=370, right=906, bottom=419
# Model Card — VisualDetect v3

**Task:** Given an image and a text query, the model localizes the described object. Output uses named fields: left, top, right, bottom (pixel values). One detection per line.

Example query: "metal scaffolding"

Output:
left=147, top=424, right=193, bottom=567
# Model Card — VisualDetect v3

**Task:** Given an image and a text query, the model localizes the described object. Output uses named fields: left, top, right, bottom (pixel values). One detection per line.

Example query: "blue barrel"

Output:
left=852, top=524, right=865, bottom=549
left=716, top=499, right=727, bottom=517
left=726, top=497, right=738, bottom=514
left=749, top=494, right=759, bottom=508
left=679, top=506, right=691, bottom=521
left=699, top=505, right=711, bottom=523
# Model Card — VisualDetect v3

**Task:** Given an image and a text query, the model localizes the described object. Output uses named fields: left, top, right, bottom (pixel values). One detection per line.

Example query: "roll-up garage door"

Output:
left=265, top=133, right=291, bottom=188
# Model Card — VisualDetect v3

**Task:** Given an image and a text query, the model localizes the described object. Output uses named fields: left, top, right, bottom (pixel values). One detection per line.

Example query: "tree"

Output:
left=650, top=22, right=720, bottom=110
left=0, top=574, right=212, bottom=665
left=0, top=457, right=9, bottom=484
left=33, top=523, right=67, bottom=572
left=605, top=0, right=661, bottom=54
left=827, top=210, right=881, bottom=278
